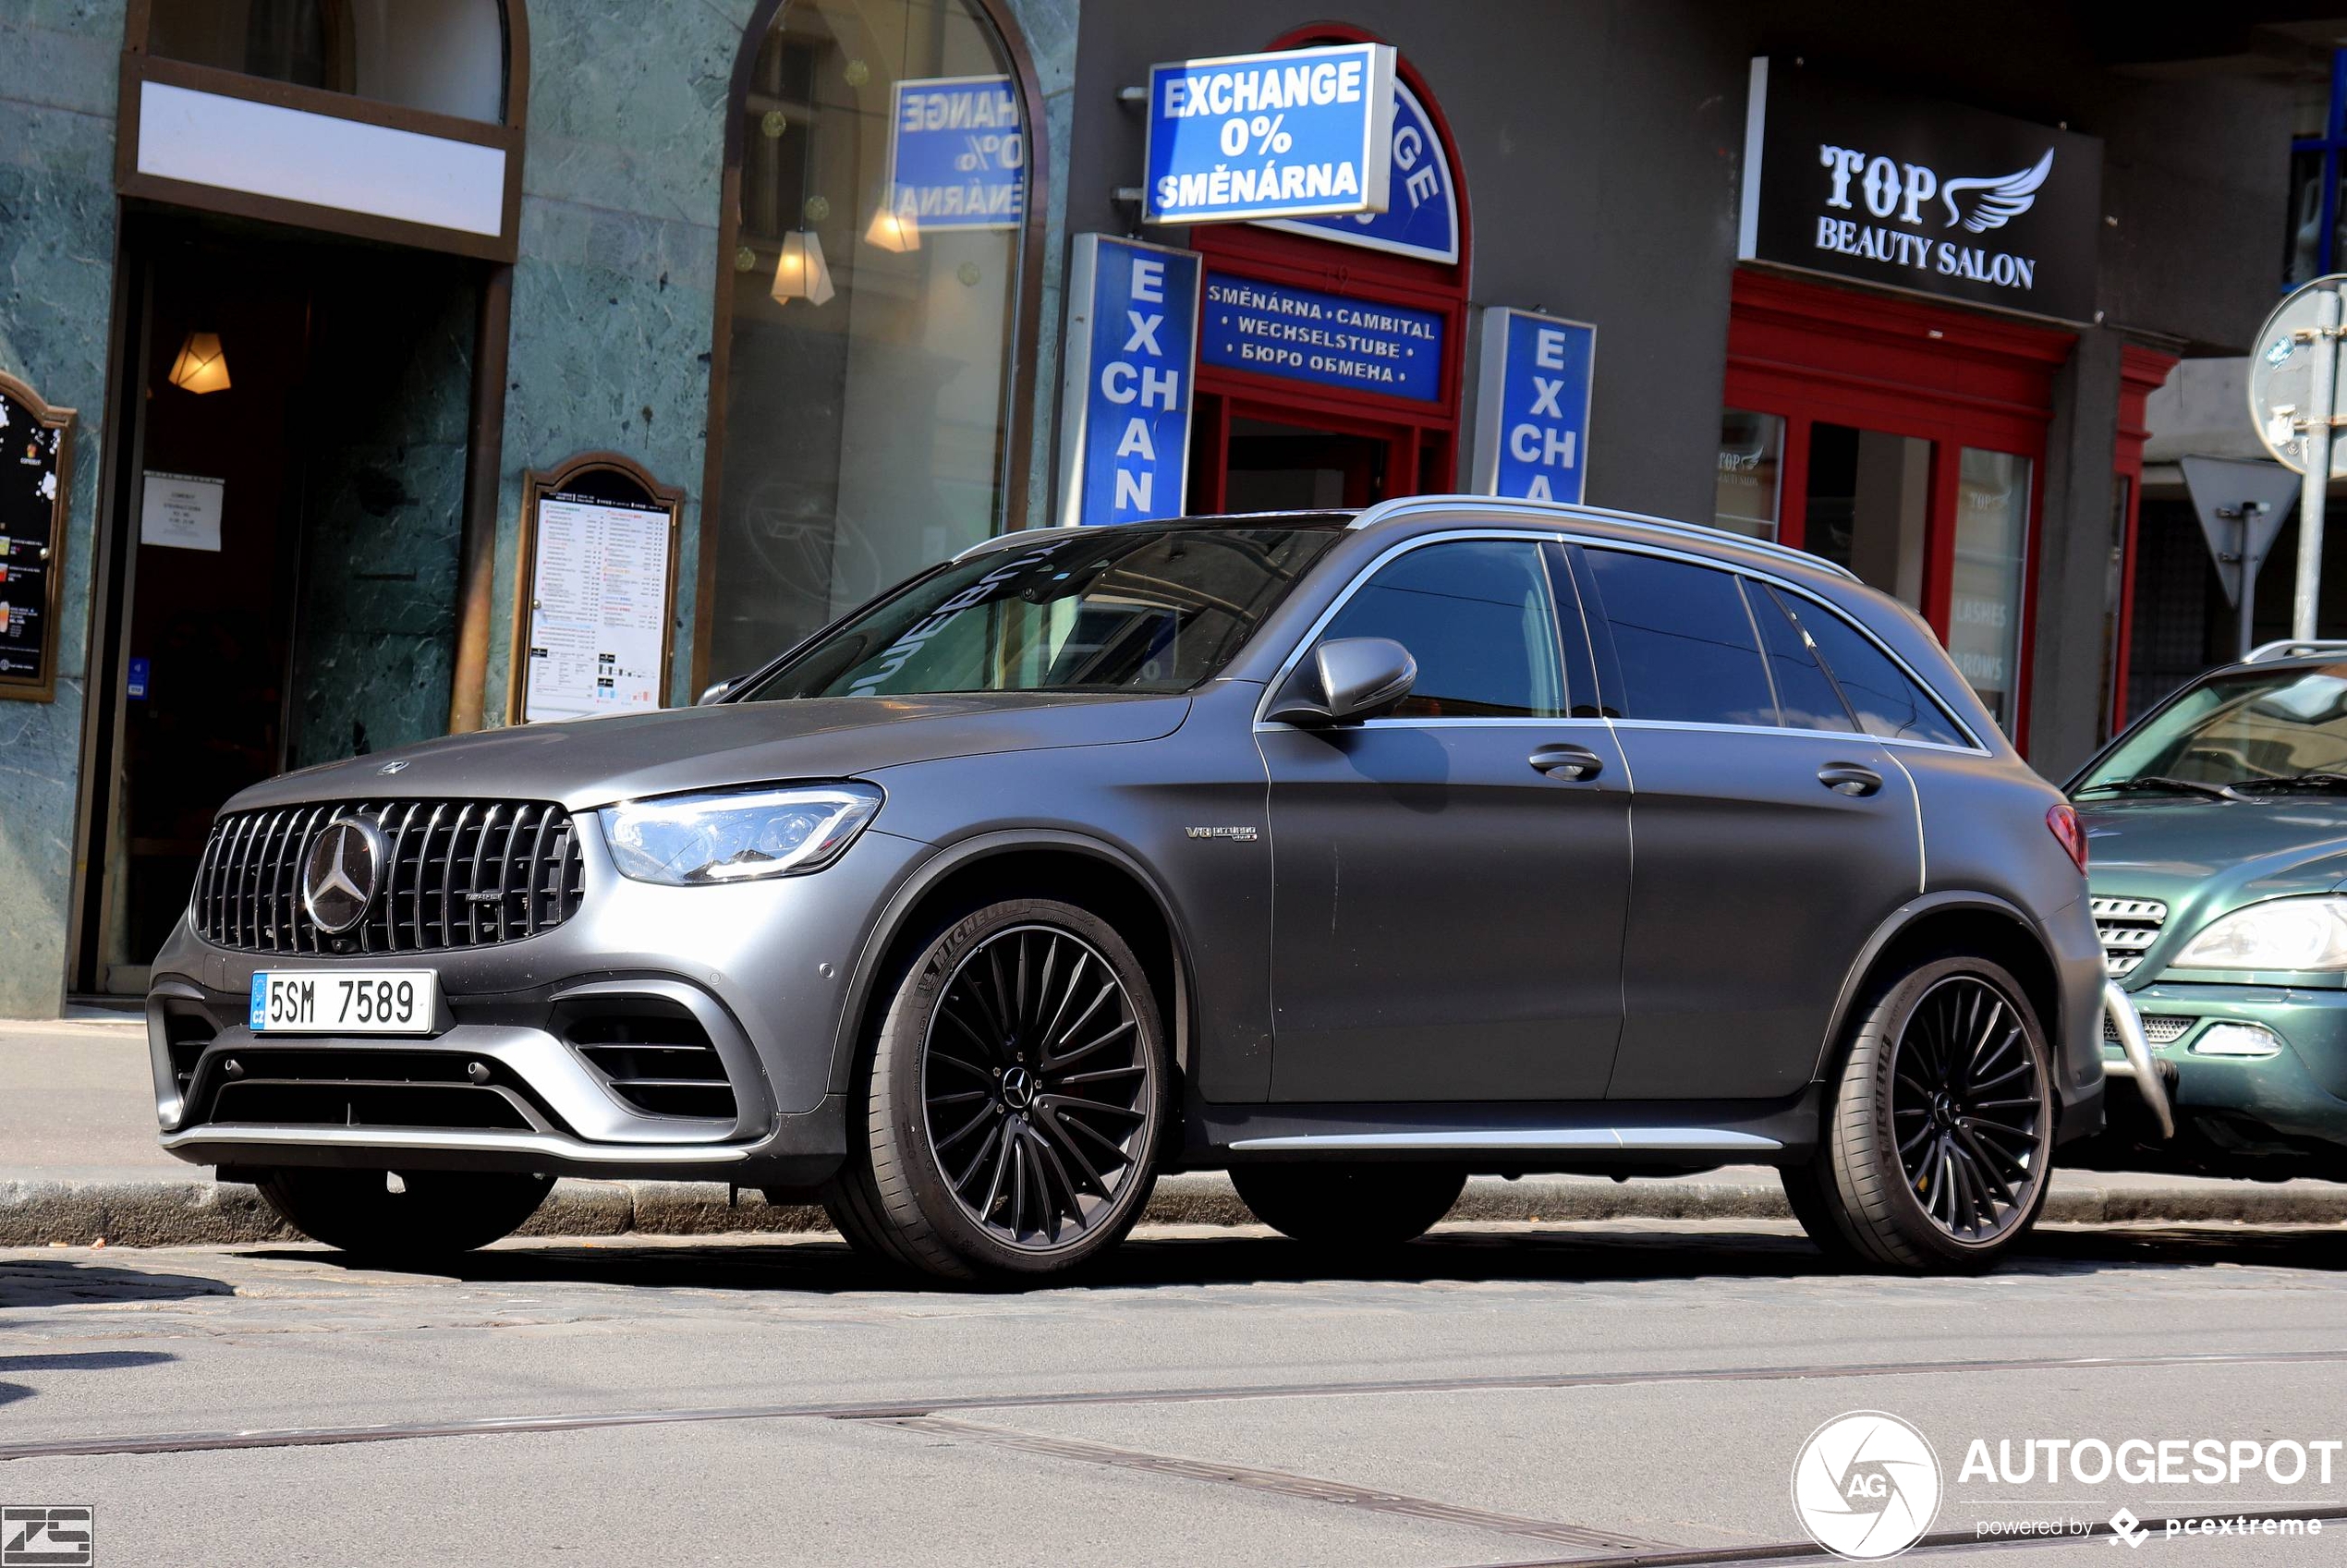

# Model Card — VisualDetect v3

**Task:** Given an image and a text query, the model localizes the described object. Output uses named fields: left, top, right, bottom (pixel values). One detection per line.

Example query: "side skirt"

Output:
left=1178, top=1088, right=1820, bottom=1173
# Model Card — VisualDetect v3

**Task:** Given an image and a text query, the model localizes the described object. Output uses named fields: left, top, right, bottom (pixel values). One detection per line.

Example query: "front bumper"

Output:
left=2073, top=978, right=2347, bottom=1178
left=145, top=821, right=934, bottom=1189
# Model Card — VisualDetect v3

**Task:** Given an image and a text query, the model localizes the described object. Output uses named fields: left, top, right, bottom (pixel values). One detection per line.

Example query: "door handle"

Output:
left=1818, top=762, right=1883, bottom=797
left=1529, top=743, right=1604, bottom=781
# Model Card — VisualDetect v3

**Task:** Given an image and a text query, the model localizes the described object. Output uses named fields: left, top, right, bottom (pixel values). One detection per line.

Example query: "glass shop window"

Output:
left=146, top=0, right=508, bottom=122
left=706, top=0, right=1031, bottom=681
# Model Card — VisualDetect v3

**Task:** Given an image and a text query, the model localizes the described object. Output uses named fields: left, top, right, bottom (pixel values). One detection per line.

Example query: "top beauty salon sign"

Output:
left=1738, top=58, right=2102, bottom=322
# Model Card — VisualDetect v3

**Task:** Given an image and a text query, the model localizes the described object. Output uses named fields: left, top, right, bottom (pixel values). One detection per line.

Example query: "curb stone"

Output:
left=5, top=1169, right=2345, bottom=1247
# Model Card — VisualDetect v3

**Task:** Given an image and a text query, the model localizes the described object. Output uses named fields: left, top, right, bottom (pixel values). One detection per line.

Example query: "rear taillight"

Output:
left=2048, top=802, right=2088, bottom=874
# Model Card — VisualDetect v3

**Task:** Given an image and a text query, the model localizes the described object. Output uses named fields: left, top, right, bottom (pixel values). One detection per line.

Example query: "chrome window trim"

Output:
left=1602, top=716, right=1986, bottom=758
left=1256, top=523, right=1988, bottom=755
left=1344, top=492, right=1862, bottom=583
left=1348, top=715, right=1614, bottom=730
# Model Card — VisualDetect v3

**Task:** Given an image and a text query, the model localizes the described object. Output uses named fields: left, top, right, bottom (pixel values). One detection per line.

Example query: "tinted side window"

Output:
left=1320, top=541, right=1566, bottom=718
left=1771, top=587, right=1971, bottom=748
left=1745, top=578, right=1859, bottom=733
left=1579, top=549, right=1774, bottom=725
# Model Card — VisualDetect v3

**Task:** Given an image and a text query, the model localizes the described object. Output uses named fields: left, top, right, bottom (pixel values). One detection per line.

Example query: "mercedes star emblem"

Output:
left=301, top=817, right=385, bottom=935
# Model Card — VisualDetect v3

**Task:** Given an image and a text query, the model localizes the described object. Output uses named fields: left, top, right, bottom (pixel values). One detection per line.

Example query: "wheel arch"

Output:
left=827, top=831, right=1197, bottom=1100
left=1811, top=893, right=2065, bottom=1088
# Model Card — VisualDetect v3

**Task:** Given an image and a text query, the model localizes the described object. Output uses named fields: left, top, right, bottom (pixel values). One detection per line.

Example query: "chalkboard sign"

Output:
left=0, top=371, right=75, bottom=702
left=506, top=452, right=682, bottom=723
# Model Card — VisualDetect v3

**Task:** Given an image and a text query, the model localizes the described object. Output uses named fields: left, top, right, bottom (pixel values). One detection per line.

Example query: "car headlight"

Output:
left=2172, top=897, right=2347, bottom=971
left=600, top=783, right=882, bottom=885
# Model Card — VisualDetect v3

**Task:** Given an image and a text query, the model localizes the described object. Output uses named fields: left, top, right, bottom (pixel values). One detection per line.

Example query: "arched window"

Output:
left=700, top=0, right=1040, bottom=683
left=144, top=0, right=509, bottom=123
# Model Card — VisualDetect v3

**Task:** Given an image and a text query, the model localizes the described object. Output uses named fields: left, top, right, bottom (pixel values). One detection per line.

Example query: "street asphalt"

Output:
left=5, top=1219, right=2346, bottom=1565
left=8, top=1018, right=2347, bottom=1563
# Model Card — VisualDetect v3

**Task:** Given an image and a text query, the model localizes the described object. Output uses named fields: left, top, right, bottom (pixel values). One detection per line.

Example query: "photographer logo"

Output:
left=1793, top=1411, right=1942, bottom=1560
left=1, top=1506, right=92, bottom=1568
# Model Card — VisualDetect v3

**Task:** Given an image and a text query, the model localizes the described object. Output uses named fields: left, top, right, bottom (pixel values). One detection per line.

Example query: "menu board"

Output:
left=513, top=469, right=677, bottom=723
left=0, top=374, right=75, bottom=703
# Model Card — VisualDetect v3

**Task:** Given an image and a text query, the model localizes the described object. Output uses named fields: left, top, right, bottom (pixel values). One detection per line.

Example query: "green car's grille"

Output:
left=2103, top=1012, right=2193, bottom=1048
left=2090, top=895, right=2168, bottom=978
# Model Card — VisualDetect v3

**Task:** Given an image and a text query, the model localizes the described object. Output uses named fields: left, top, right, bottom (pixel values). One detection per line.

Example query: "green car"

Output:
left=2068, top=642, right=2347, bottom=1181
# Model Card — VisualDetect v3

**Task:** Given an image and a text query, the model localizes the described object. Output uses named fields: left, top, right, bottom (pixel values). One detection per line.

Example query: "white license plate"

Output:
left=249, top=970, right=438, bottom=1035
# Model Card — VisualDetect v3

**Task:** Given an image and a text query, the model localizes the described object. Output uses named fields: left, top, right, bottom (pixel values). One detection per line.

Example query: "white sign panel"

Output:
left=138, top=81, right=507, bottom=239
left=521, top=492, right=672, bottom=723
left=140, top=471, right=225, bottom=552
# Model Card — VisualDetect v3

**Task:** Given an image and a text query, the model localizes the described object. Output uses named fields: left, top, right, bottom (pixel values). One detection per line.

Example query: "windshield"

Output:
left=2073, top=663, right=2347, bottom=795
left=737, top=523, right=1340, bottom=700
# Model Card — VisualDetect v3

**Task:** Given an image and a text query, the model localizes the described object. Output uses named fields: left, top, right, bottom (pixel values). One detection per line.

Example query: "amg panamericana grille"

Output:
left=192, top=800, right=586, bottom=954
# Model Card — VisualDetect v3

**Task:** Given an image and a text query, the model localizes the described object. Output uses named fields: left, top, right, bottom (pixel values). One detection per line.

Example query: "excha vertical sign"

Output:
left=1144, top=43, right=1395, bottom=225
left=1059, top=234, right=1202, bottom=527
left=1472, top=308, right=1596, bottom=504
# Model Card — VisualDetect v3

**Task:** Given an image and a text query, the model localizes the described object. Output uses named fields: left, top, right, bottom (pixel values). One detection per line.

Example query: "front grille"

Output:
left=192, top=799, right=587, bottom=954
left=2103, top=1012, right=2194, bottom=1047
left=2091, top=895, right=2169, bottom=978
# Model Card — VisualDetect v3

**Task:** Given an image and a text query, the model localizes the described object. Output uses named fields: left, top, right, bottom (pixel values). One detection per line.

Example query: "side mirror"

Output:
left=1266, top=637, right=1417, bottom=726
left=696, top=676, right=739, bottom=706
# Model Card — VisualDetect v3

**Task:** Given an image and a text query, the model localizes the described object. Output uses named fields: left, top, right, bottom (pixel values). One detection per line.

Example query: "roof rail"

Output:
left=1344, top=493, right=1861, bottom=583
left=2244, top=638, right=2347, bottom=662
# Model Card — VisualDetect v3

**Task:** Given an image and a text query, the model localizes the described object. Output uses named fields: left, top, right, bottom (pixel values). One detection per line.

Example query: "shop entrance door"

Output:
left=71, top=216, right=480, bottom=996
left=1189, top=395, right=1432, bottom=516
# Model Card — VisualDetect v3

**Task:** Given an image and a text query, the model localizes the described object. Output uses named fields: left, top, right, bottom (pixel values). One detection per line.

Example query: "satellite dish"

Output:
left=2249, top=273, right=2347, bottom=477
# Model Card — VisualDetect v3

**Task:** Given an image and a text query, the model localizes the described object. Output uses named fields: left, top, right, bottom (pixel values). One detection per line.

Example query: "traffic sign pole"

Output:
left=2297, top=289, right=2341, bottom=641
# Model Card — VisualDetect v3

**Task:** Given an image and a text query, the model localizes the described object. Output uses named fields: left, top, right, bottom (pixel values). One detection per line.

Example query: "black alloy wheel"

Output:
left=1786, top=954, right=2053, bottom=1273
left=1889, top=974, right=2048, bottom=1244
left=923, top=923, right=1154, bottom=1247
left=823, top=897, right=1168, bottom=1282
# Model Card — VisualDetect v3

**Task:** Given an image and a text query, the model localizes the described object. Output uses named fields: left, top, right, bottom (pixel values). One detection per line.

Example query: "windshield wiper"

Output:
left=2075, top=774, right=2245, bottom=802
left=2230, top=772, right=2347, bottom=794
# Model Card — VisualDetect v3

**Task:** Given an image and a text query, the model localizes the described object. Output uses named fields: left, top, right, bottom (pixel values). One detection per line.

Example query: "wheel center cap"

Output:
left=1000, top=1065, right=1036, bottom=1109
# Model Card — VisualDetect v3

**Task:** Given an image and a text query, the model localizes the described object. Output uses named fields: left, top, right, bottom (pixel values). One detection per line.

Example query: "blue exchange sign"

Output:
left=1472, top=308, right=1597, bottom=504
left=1058, top=235, right=1202, bottom=527
left=1257, top=79, right=1457, bottom=264
left=886, top=74, right=1024, bottom=230
left=1144, top=43, right=1396, bottom=225
left=1201, top=273, right=1443, bottom=404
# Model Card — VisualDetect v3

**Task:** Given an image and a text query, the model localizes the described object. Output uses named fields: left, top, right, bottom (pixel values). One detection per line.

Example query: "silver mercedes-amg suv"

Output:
left=148, top=496, right=2110, bottom=1280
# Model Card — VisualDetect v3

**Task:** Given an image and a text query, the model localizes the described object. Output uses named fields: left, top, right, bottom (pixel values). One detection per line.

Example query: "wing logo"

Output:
left=1940, top=149, right=2055, bottom=234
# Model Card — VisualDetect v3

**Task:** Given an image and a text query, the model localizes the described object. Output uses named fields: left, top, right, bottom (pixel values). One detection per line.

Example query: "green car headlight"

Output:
left=2172, top=896, right=2347, bottom=971
left=600, top=783, right=882, bottom=885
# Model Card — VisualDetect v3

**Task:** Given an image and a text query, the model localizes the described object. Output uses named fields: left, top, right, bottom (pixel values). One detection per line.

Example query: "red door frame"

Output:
left=2109, top=345, right=2179, bottom=733
left=1723, top=270, right=2074, bottom=746
left=1186, top=24, right=1470, bottom=513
